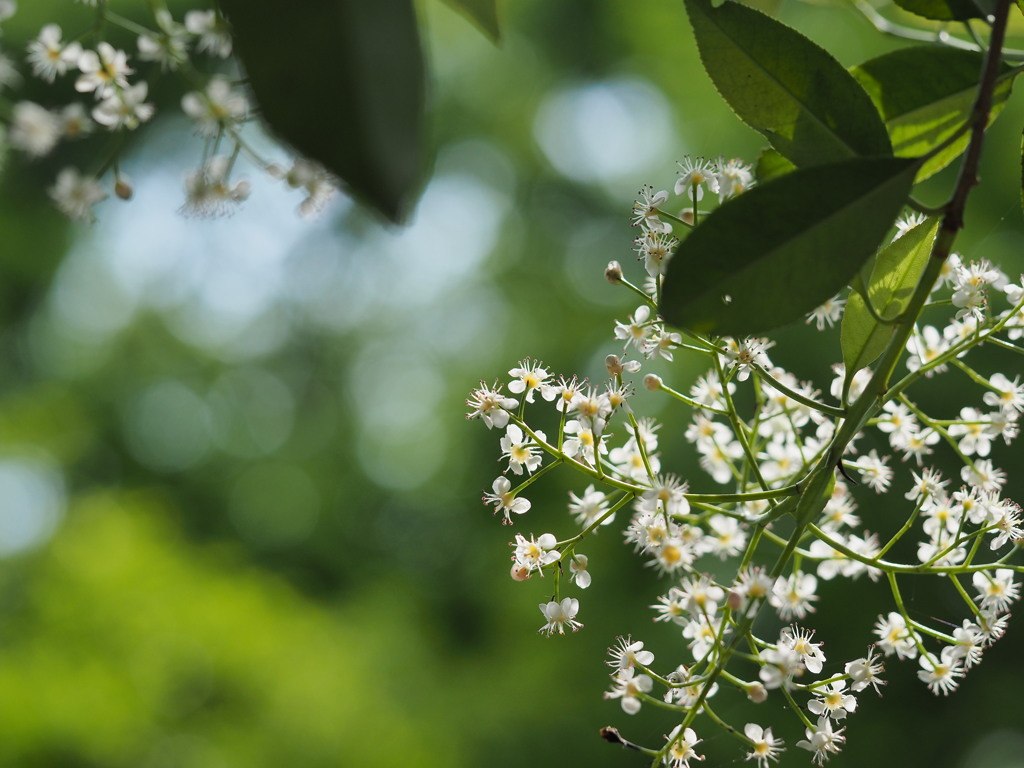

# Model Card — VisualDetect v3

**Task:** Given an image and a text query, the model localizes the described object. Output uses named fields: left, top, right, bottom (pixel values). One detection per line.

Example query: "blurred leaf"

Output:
left=684, top=0, right=891, bottom=167
left=218, top=0, right=428, bottom=222
left=841, top=218, right=939, bottom=388
left=851, top=47, right=1014, bottom=182
left=661, top=157, right=919, bottom=336
left=0, top=386, right=94, bottom=465
left=441, top=0, right=501, bottom=43
left=893, top=0, right=997, bottom=19
left=755, top=148, right=796, bottom=184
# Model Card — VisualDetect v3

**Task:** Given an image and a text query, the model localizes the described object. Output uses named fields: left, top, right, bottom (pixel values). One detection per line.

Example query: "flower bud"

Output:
left=510, top=563, right=531, bottom=582
left=746, top=682, right=768, bottom=703
left=605, top=354, right=623, bottom=376
left=114, top=177, right=133, bottom=201
left=605, top=261, right=623, bottom=284
left=727, top=589, right=744, bottom=612
left=643, top=373, right=663, bottom=392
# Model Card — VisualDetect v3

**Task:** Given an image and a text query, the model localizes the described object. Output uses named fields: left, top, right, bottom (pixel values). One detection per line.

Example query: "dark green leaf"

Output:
left=893, top=0, right=997, bottom=20
left=684, top=0, right=891, bottom=167
left=840, top=218, right=939, bottom=392
left=441, top=0, right=501, bottom=43
left=218, top=0, right=428, bottom=222
left=660, top=157, right=919, bottom=337
left=851, top=47, right=1014, bottom=182
left=755, top=148, right=796, bottom=184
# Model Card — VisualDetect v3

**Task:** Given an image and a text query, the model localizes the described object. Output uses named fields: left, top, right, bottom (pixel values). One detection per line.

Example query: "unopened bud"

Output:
left=605, top=261, right=623, bottom=284
left=727, top=589, right=744, bottom=612
left=114, top=178, right=133, bottom=200
left=643, top=373, right=663, bottom=391
left=605, top=354, right=623, bottom=376
left=510, top=563, right=531, bottom=582
left=746, top=682, right=768, bottom=703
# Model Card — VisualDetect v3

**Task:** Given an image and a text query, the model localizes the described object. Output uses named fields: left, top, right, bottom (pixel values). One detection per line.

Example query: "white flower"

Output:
left=675, top=155, right=719, bottom=201
left=538, top=597, right=582, bottom=635
left=634, top=229, right=677, bottom=277
left=684, top=614, right=724, bottom=663
left=182, top=76, right=249, bottom=136
left=604, top=669, right=650, bottom=714
left=917, top=646, right=963, bottom=696
left=92, top=81, right=155, bottom=130
left=758, top=645, right=803, bottom=690
left=639, top=474, right=690, bottom=517
left=806, top=293, right=845, bottom=330
left=744, top=723, right=783, bottom=768
left=181, top=156, right=251, bottom=217
left=632, top=185, right=671, bottom=233
left=499, top=424, right=545, bottom=475
left=569, top=553, right=591, bottom=588
left=8, top=101, right=61, bottom=157
left=512, top=532, right=559, bottom=572
left=75, top=42, right=132, bottom=98
left=465, top=382, right=517, bottom=429
left=27, top=24, right=82, bottom=82
left=984, top=372, right=1024, bottom=414
left=482, top=476, right=530, bottom=524
left=873, top=611, right=917, bottom=659
left=561, top=419, right=607, bottom=465
left=567, top=485, right=613, bottom=528
left=808, top=680, right=857, bottom=720
left=950, top=620, right=984, bottom=667
left=844, top=649, right=885, bottom=693
left=137, top=9, right=188, bottom=70
left=796, top=717, right=846, bottom=765
left=948, top=407, right=995, bottom=457
left=973, top=568, right=1019, bottom=613
left=59, top=102, right=95, bottom=140
left=48, top=167, right=107, bottom=223
left=607, top=636, right=654, bottom=672
left=778, top=625, right=826, bottom=674
left=185, top=9, right=233, bottom=58
left=905, top=325, right=949, bottom=375
left=721, top=337, right=774, bottom=382
left=716, top=157, right=755, bottom=200
left=961, top=458, right=1005, bottom=492
left=269, top=158, right=337, bottom=217
left=664, top=725, right=704, bottom=768
left=506, top=358, right=551, bottom=404
left=852, top=449, right=892, bottom=493
left=770, top=572, right=818, bottom=621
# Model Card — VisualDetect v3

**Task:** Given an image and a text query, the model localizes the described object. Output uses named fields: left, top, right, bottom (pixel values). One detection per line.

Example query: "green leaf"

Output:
left=217, top=0, right=428, bottom=222
left=755, top=148, right=796, bottom=184
left=441, top=0, right=501, bottom=43
left=851, top=47, right=1014, bottom=182
left=893, top=0, right=997, bottom=20
left=840, top=219, right=939, bottom=392
left=660, top=157, right=919, bottom=337
left=683, top=0, right=892, bottom=167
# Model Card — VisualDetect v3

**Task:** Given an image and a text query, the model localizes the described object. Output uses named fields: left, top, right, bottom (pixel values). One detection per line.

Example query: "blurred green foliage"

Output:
left=0, top=1, right=1023, bottom=766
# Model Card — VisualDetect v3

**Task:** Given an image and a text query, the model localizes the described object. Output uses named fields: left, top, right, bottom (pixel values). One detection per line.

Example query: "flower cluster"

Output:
left=465, top=157, right=1023, bottom=766
left=0, top=2, right=335, bottom=222
left=630, top=155, right=754, bottom=279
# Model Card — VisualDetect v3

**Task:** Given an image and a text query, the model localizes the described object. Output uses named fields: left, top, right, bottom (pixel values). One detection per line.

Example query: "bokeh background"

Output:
left=1, top=0, right=1024, bottom=766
